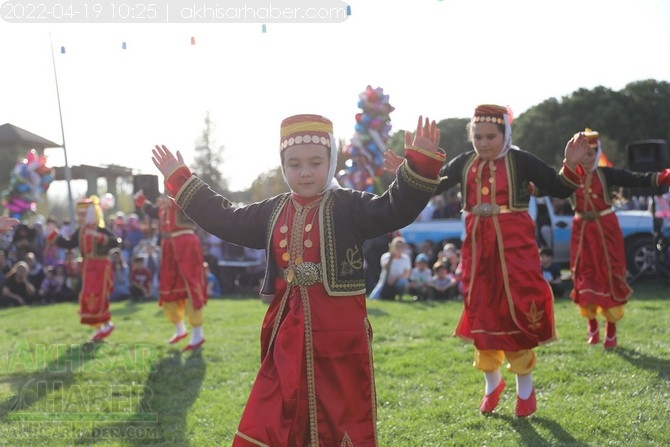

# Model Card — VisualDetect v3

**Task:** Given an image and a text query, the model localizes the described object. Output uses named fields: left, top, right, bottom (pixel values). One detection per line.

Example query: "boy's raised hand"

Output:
left=405, top=116, right=441, bottom=154
left=152, top=145, right=185, bottom=178
left=564, top=132, right=589, bottom=169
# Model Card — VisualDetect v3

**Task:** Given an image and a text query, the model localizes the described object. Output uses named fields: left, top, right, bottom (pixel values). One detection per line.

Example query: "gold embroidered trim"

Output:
left=399, top=161, right=440, bottom=193
left=405, top=146, right=446, bottom=162
left=174, top=176, right=205, bottom=210
left=559, top=163, right=581, bottom=188
left=235, top=431, right=271, bottom=447
left=321, top=192, right=366, bottom=296
left=300, top=284, right=319, bottom=446
left=365, top=317, right=379, bottom=446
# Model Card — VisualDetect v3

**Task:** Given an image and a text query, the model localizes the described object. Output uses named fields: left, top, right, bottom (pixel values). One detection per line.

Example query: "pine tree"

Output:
left=192, top=112, right=228, bottom=194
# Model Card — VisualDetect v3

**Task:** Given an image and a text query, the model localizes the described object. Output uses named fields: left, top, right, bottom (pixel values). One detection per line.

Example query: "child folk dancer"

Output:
left=151, top=114, right=444, bottom=447
left=135, top=191, right=207, bottom=351
left=434, top=104, right=588, bottom=417
left=49, top=196, right=119, bottom=341
left=569, top=129, right=670, bottom=349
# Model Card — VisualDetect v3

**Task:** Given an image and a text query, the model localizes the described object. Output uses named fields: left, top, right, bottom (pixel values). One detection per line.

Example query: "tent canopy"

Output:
left=0, top=123, right=60, bottom=149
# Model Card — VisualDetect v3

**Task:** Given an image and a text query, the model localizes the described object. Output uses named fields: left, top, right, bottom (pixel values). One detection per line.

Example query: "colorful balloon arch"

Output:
left=1, top=149, right=55, bottom=219
left=337, top=85, right=394, bottom=193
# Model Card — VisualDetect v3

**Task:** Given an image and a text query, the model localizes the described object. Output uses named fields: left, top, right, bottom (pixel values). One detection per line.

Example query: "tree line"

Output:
left=197, top=79, right=670, bottom=200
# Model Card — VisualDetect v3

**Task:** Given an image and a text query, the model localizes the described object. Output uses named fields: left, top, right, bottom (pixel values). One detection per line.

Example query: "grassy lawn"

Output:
left=1, top=281, right=669, bottom=446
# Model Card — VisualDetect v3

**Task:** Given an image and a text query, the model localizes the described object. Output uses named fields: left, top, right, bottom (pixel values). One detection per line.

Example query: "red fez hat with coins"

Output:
left=584, top=128, right=600, bottom=148
left=472, top=104, right=508, bottom=125
left=280, top=114, right=333, bottom=153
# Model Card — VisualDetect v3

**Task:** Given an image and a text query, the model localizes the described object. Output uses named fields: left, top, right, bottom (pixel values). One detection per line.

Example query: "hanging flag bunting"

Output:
left=60, top=46, right=65, bottom=54
left=122, top=41, right=127, bottom=50
left=191, top=36, right=196, bottom=45
left=262, top=24, right=266, bottom=33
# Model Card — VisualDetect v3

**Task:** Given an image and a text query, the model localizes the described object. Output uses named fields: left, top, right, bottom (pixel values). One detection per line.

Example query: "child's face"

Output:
left=76, top=209, right=88, bottom=226
left=471, top=122, right=505, bottom=161
left=540, top=253, right=552, bottom=266
left=581, top=147, right=597, bottom=169
left=283, top=144, right=330, bottom=198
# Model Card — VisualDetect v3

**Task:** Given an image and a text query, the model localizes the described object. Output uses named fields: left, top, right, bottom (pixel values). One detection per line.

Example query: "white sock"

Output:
left=484, top=369, right=503, bottom=395
left=191, top=326, right=204, bottom=343
left=174, top=321, right=187, bottom=335
left=516, top=373, right=533, bottom=399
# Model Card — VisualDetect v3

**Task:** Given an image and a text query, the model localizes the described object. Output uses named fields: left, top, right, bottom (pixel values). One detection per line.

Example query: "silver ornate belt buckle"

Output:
left=288, top=262, right=322, bottom=286
left=474, top=203, right=499, bottom=216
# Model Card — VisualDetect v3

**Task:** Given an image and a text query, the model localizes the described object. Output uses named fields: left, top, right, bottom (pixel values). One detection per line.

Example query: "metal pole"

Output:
left=49, top=32, right=76, bottom=225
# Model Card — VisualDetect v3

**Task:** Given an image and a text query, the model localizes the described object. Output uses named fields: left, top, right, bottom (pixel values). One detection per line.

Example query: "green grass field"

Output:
left=1, top=281, right=669, bottom=446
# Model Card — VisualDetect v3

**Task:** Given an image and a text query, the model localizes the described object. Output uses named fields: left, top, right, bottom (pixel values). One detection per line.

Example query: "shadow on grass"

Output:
left=76, top=348, right=206, bottom=446
left=109, top=300, right=142, bottom=317
left=491, top=414, right=588, bottom=446
left=614, top=346, right=670, bottom=381
left=0, top=341, right=103, bottom=419
left=366, top=307, right=390, bottom=318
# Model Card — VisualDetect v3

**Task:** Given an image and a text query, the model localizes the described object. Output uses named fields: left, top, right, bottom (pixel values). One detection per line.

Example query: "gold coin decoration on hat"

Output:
left=481, top=186, right=490, bottom=195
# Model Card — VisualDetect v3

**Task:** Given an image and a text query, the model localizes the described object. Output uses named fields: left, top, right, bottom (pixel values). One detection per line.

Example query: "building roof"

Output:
left=0, top=123, right=60, bottom=149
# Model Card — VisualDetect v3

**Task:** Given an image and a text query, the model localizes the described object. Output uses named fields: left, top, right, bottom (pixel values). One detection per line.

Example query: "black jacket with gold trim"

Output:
left=435, top=149, right=580, bottom=210
left=173, top=162, right=439, bottom=297
left=581, top=167, right=666, bottom=206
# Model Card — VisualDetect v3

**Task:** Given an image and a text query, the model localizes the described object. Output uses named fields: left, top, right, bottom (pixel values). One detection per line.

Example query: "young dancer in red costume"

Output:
left=49, top=196, right=119, bottom=341
left=135, top=191, right=207, bottom=351
left=569, top=129, right=670, bottom=349
left=434, top=104, right=588, bottom=417
left=151, top=114, right=444, bottom=446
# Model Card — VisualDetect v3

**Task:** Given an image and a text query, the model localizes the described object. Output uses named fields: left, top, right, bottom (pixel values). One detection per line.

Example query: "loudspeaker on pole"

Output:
left=625, top=139, right=670, bottom=197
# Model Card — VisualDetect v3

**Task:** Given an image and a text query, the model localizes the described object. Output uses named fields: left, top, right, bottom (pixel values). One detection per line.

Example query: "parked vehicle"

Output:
left=397, top=196, right=670, bottom=278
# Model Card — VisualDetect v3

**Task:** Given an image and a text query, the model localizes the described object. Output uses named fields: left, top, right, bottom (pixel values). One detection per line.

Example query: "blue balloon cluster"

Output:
left=337, top=85, right=394, bottom=192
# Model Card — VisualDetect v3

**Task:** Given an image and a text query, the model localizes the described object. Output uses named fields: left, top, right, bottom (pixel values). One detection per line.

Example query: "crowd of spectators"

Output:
left=0, top=210, right=266, bottom=309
